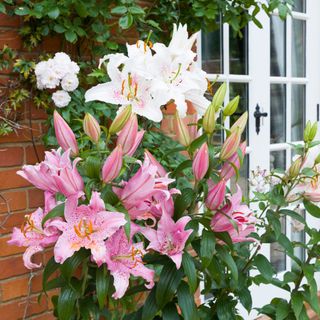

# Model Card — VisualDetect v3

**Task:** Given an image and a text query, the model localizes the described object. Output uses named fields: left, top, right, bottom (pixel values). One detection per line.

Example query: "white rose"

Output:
left=68, top=61, right=80, bottom=74
left=52, top=90, right=71, bottom=108
left=61, top=73, right=79, bottom=92
left=39, top=70, right=60, bottom=89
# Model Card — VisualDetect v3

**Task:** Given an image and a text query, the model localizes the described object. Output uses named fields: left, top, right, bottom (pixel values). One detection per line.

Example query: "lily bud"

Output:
left=206, top=180, right=226, bottom=211
left=117, top=114, right=145, bottom=156
left=288, top=156, right=303, bottom=178
left=304, top=121, right=312, bottom=142
left=212, top=82, right=227, bottom=111
left=175, top=112, right=191, bottom=147
left=192, top=143, right=209, bottom=181
left=315, top=153, right=320, bottom=165
left=53, top=110, right=78, bottom=156
left=230, top=111, right=248, bottom=135
left=83, top=113, right=101, bottom=143
left=203, top=101, right=216, bottom=134
left=102, top=145, right=123, bottom=183
left=309, top=122, right=318, bottom=142
left=223, top=96, right=240, bottom=116
left=109, top=105, right=132, bottom=135
left=220, top=128, right=241, bottom=161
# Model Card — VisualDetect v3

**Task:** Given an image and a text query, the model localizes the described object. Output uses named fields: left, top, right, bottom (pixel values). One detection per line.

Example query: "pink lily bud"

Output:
left=53, top=110, right=78, bottom=156
left=83, top=113, right=101, bottom=143
left=175, top=112, right=191, bottom=147
left=206, top=180, right=226, bottom=210
left=145, top=150, right=167, bottom=177
left=230, top=111, right=248, bottom=135
left=117, top=114, right=144, bottom=156
left=220, top=141, right=246, bottom=180
left=192, top=143, right=209, bottom=181
left=102, top=145, right=123, bottom=183
left=220, top=128, right=241, bottom=160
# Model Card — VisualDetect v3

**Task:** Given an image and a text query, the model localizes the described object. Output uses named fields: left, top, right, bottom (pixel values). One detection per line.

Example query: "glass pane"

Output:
left=270, top=150, right=286, bottom=171
left=229, top=83, right=249, bottom=142
left=291, top=84, right=305, bottom=141
left=270, top=16, right=286, bottom=77
left=270, top=84, right=286, bottom=144
left=291, top=209, right=305, bottom=266
left=293, top=0, right=306, bottom=13
left=292, top=19, right=306, bottom=77
left=201, top=29, right=223, bottom=74
left=271, top=217, right=286, bottom=273
left=229, top=27, right=248, bottom=74
left=231, top=154, right=249, bottom=198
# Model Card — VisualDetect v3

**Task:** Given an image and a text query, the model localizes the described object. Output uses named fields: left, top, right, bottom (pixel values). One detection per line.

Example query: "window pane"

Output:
left=270, top=16, right=286, bottom=77
left=271, top=217, right=286, bottom=273
left=292, top=19, right=306, bottom=77
left=291, top=209, right=305, bottom=266
left=229, top=83, right=249, bottom=142
left=291, top=84, right=305, bottom=141
left=229, top=27, right=248, bottom=75
left=270, top=84, right=286, bottom=144
left=293, top=0, right=306, bottom=13
left=201, top=29, right=223, bottom=74
left=270, top=150, right=286, bottom=171
left=231, top=154, right=249, bottom=198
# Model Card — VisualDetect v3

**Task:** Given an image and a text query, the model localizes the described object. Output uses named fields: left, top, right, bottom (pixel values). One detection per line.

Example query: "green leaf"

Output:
left=128, top=6, right=145, bottom=15
left=42, top=256, right=60, bottom=294
left=47, top=8, right=60, bottom=19
left=142, top=286, right=158, bottom=320
left=156, top=261, right=183, bottom=308
left=162, top=302, right=180, bottom=320
left=65, top=30, right=77, bottom=43
left=54, top=24, right=66, bottom=33
left=200, top=229, right=216, bottom=267
left=216, top=246, right=238, bottom=284
left=84, top=156, right=101, bottom=179
left=0, top=3, right=6, bottom=13
left=42, top=203, right=65, bottom=227
left=57, top=287, right=78, bottom=320
left=275, top=299, right=290, bottom=320
left=119, top=14, right=133, bottom=29
left=279, top=209, right=306, bottom=224
left=303, top=200, right=320, bottom=218
left=174, top=188, right=195, bottom=218
left=254, top=254, right=275, bottom=280
left=172, top=159, right=192, bottom=177
left=182, top=252, right=197, bottom=293
left=14, top=6, right=30, bottom=15
left=291, top=291, right=304, bottom=318
left=177, top=281, right=199, bottom=320
left=111, top=6, right=127, bottom=15
left=96, top=265, right=110, bottom=309
left=238, top=287, right=252, bottom=312
left=188, top=133, right=207, bottom=153
left=60, top=249, right=90, bottom=281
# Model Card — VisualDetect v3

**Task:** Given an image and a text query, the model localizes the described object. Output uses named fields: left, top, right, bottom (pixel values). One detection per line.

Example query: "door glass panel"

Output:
left=292, top=19, right=306, bottom=77
left=229, top=27, right=248, bottom=75
left=293, top=0, right=306, bottom=13
left=201, top=29, right=223, bottom=74
left=270, top=150, right=286, bottom=171
left=270, top=16, right=286, bottom=77
left=229, top=83, right=249, bottom=141
left=270, top=84, right=286, bottom=144
left=271, top=217, right=286, bottom=273
left=291, top=210, right=305, bottom=265
left=291, top=84, right=305, bottom=141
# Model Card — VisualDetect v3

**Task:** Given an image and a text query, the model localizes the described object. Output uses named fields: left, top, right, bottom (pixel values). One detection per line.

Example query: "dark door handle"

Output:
left=254, top=104, right=268, bottom=135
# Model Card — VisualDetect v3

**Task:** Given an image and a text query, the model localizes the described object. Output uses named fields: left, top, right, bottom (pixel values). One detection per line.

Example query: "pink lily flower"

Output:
left=220, top=142, right=246, bottom=181
left=205, top=180, right=226, bottom=211
left=105, top=225, right=155, bottom=299
left=53, top=110, right=79, bottom=156
left=117, top=114, right=145, bottom=156
left=192, top=142, right=209, bottom=181
left=7, top=193, right=61, bottom=269
left=211, top=185, right=256, bottom=243
left=102, top=145, right=123, bottom=183
left=141, top=212, right=192, bottom=269
left=51, top=192, right=126, bottom=266
left=144, top=149, right=167, bottom=178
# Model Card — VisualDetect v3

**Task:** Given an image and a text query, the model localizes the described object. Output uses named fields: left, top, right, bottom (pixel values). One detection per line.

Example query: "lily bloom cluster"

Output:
left=35, top=52, right=80, bottom=108
left=85, top=24, right=210, bottom=122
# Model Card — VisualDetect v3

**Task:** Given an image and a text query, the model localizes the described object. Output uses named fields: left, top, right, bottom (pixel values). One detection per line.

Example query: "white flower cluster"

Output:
left=249, top=167, right=270, bottom=193
left=35, top=52, right=80, bottom=108
left=85, top=24, right=210, bottom=122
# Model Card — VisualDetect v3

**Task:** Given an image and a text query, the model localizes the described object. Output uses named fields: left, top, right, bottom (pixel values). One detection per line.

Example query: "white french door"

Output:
left=199, top=0, right=320, bottom=318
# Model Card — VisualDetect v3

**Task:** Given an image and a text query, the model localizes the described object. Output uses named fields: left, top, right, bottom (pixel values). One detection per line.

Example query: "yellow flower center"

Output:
left=74, top=218, right=94, bottom=240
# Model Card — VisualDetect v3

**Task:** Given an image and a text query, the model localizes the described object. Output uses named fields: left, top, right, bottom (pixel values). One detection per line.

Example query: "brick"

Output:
left=0, top=29, right=22, bottom=50
left=25, top=145, right=45, bottom=164
left=0, top=190, right=27, bottom=214
left=0, top=146, right=24, bottom=167
left=0, top=122, right=42, bottom=143
left=0, top=168, right=31, bottom=190
left=28, top=189, right=44, bottom=209
left=0, top=210, right=33, bottom=235
left=0, top=14, right=20, bottom=27
left=0, top=235, right=26, bottom=257
left=0, top=273, right=42, bottom=301
left=41, top=36, right=62, bottom=52
left=0, top=255, right=34, bottom=279
left=0, top=294, right=48, bottom=320
left=27, top=311, right=56, bottom=320
left=25, top=103, right=48, bottom=121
